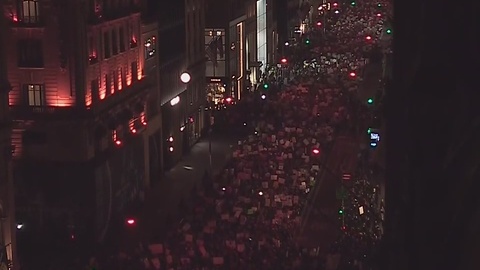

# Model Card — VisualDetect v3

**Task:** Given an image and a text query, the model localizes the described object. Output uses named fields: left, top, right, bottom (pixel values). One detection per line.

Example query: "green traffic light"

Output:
left=377, top=3, right=382, bottom=7
left=367, top=128, right=372, bottom=134
left=263, top=83, right=269, bottom=89
left=367, top=98, right=373, bottom=104
left=338, top=209, right=344, bottom=214
left=351, top=1, right=356, bottom=6
left=386, top=29, right=392, bottom=34
left=305, top=39, right=310, bottom=44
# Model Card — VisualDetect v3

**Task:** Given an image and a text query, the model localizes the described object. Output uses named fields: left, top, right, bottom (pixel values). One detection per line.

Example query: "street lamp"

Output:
left=180, top=72, right=191, bottom=84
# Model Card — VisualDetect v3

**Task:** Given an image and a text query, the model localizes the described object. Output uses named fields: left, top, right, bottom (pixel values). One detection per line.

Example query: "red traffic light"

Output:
left=349, top=72, right=356, bottom=77
left=365, top=35, right=372, bottom=41
left=126, top=218, right=136, bottom=225
left=316, top=21, right=322, bottom=26
left=376, top=13, right=382, bottom=17
left=333, top=2, right=338, bottom=7
left=281, top=58, right=287, bottom=64
left=225, top=97, right=232, bottom=103
left=312, top=148, right=321, bottom=155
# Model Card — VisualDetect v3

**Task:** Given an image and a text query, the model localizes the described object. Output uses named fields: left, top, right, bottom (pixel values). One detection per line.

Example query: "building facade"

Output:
left=142, top=0, right=206, bottom=170
left=0, top=1, right=17, bottom=269
left=205, top=0, right=278, bottom=103
left=3, top=0, right=158, bottom=248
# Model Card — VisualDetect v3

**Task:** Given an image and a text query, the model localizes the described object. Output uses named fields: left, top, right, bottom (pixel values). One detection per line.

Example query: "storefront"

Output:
left=206, top=78, right=228, bottom=104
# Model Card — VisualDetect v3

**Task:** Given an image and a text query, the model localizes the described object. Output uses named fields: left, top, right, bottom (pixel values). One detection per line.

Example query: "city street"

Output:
left=140, top=132, right=236, bottom=240
left=297, top=135, right=360, bottom=250
left=296, top=59, right=385, bottom=251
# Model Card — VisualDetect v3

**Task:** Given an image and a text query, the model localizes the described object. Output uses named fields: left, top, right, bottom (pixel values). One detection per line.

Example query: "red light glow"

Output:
left=126, top=219, right=136, bottom=225
left=312, top=149, right=320, bottom=155
left=316, top=22, right=322, bottom=26
left=225, top=97, right=232, bottom=103
left=333, top=2, right=338, bottom=6
left=281, top=58, right=287, bottom=64
left=376, top=13, right=382, bottom=17
left=349, top=72, right=356, bottom=77
left=366, top=36, right=372, bottom=40
left=115, top=140, right=122, bottom=146
left=140, top=112, right=147, bottom=126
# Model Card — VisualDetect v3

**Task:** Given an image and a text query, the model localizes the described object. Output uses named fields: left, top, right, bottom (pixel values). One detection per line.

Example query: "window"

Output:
left=20, top=0, right=40, bottom=23
left=91, top=79, right=99, bottom=102
left=23, top=84, right=45, bottom=106
left=112, top=71, right=118, bottom=92
left=103, top=32, right=111, bottom=59
left=23, top=130, right=47, bottom=145
left=119, top=27, right=126, bottom=52
left=131, top=62, right=138, bottom=81
left=112, top=29, right=118, bottom=55
left=120, top=67, right=126, bottom=87
left=144, top=37, right=156, bottom=59
left=17, top=39, right=43, bottom=68
left=105, top=74, right=112, bottom=96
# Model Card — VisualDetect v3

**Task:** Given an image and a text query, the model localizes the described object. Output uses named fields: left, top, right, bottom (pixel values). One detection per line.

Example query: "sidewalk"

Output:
left=139, top=133, right=236, bottom=241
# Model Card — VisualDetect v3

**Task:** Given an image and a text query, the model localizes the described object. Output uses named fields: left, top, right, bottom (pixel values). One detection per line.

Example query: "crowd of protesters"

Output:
left=90, top=1, right=391, bottom=269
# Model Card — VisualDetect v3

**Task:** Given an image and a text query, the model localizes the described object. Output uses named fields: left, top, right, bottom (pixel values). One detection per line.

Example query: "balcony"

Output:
left=10, top=78, right=153, bottom=121
left=89, top=77, right=152, bottom=116
left=10, top=16, right=45, bottom=28
left=88, top=5, right=140, bottom=25
left=9, top=105, right=88, bottom=121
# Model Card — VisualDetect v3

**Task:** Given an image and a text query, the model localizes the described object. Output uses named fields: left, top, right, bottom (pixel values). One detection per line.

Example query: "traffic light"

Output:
left=261, top=94, right=266, bottom=100
left=367, top=128, right=372, bottom=134
left=377, top=3, right=382, bottom=7
left=316, top=21, right=322, bottom=26
left=280, top=58, right=287, bottom=64
left=367, top=98, right=374, bottom=104
left=350, top=1, right=356, bottom=6
left=386, top=28, right=392, bottom=34
left=305, top=39, right=310, bottom=45
left=263, top=83, right=269, bottom=89
left=338, top=209, right=344, bottom=215
left=365, top=35, right=372, bottom=41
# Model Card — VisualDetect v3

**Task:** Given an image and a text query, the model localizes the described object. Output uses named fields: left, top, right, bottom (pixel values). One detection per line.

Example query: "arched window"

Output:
left=21, top=0, right=40, bottom=23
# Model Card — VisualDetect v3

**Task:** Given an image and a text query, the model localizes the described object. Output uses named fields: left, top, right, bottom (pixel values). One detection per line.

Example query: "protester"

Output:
left=101, top=1, right=391, bottom=269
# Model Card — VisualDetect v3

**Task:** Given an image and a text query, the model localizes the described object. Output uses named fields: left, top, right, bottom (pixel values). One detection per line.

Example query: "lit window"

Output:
left=21, top=0, right=40, bottom=23
left=23, top=84, right=45, bottom=106
left=144, top=37, right=156, bottom=59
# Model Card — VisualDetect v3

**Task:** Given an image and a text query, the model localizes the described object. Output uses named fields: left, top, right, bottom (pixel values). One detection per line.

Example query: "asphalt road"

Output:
left=297, top=135, right=360, bottom=250
left=296, top=61, right=385, bottom=251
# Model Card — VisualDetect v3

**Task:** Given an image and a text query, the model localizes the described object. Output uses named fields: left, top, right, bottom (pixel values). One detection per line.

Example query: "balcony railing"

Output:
left=11, top=17, right=45, bottom=28
left=90, top=77, right=151, bottom=115
left=10, top=77, right=152, bottom=121
left=9, top=105, right=88, bottom=120
left=88, top=5, right=140, bottom=24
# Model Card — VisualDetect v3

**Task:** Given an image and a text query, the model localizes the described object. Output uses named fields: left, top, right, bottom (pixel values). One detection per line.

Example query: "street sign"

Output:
left=342, top=173, right=351, bottom=181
